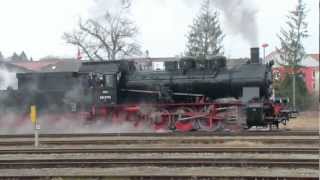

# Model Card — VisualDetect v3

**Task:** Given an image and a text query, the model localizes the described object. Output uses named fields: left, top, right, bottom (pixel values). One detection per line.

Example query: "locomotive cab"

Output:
left=87, top=72, right=118, bottom=106
left=79, top=61, right=132, bottom=107
left=98, top=73, right=118, bottom=105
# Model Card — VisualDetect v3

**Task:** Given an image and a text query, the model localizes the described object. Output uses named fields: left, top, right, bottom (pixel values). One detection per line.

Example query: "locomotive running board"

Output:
left=121, top=89, right=204, bottom=97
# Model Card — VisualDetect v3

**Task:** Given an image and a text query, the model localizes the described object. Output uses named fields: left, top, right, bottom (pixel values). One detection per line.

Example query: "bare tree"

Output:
left=63, top=10, right=141, bottom=61
left=120, top=0, right=132, bottom=9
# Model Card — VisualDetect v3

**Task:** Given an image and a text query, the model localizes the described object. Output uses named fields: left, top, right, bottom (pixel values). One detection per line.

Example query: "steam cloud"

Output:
left=0, top=71, right=154, bottom=134
left=0, top=68, right=18, bottom=90
left=211, top=0, right=259, bottom=46
left=0, top=114, right=154, bottom=134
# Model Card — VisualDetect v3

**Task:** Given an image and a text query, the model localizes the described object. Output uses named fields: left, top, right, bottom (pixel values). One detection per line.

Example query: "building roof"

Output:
left=10, top=60, right=60, bottom=71
left=0, top=61, right=33, bottom=72
left=308, top=54, right=319, bottom=61
left=40, top=60, right=82, bottom=72
left=8, top=59, right=82, bottom=72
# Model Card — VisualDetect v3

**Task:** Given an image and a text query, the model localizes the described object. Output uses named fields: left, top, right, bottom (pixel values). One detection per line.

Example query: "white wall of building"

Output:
left=265, top=52, right=318, bottom=67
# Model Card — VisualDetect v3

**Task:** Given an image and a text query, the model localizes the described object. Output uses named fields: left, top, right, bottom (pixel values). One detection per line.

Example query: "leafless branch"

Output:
left=63, top=10, right=141, bottom=61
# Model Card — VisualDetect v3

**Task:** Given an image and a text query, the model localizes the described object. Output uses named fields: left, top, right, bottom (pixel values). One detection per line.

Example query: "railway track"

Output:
left=1, top=158, right=318, bottom=169
left=0, top=147, right=318, bottom=154
left=0, top=146, right=317, bottom=168
left=0, top=130, right=318, bottom=138
left=0, top=156, right=318, bottom=179
left=0, top=136, right=318, bottom=146
left=0, top=130, right=318, bottom=147
left=0, top=132, right=318, bottom=179
left=1, top=167, right=318, bottom=179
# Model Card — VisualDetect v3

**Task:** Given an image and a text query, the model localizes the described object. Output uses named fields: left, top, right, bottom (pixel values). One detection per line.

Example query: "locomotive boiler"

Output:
left=124, top=52, right=272, bottom=103
left=0, top=48, right=295, bottom=132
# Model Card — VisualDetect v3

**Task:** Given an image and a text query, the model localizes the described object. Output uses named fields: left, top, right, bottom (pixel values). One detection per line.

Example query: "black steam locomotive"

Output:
left=0, top=48, right=294, bottom=131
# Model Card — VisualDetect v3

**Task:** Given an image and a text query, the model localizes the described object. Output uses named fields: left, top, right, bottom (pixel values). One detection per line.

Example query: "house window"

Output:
left=312, top=71, right=315, bottom=79
left=313, top=82, right=315, bottom=89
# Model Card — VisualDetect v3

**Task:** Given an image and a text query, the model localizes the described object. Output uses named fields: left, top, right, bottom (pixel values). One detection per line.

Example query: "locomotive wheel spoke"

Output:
left=151, top=109, right=170, bottom=132
left=196, top=116, right=223, bottom=132
left=175, top=107, right=197, bottom=132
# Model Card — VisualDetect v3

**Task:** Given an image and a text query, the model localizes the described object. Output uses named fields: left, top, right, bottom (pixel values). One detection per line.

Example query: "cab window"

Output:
left=104, top=75, right=114, bottom=88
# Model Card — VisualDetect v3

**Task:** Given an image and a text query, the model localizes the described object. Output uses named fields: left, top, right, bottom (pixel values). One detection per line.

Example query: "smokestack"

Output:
left=250, top=47, right=260, bottom=64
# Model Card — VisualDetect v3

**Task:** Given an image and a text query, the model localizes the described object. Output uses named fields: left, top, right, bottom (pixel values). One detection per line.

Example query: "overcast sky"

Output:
left=0, top=0, right=318, bottom=60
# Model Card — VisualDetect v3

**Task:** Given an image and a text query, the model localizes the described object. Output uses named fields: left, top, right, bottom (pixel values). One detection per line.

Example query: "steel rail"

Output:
left=0, top=147, right=318, bottom=154
left=0, top=130, right=318, bottom=138
left=0, top=158, right=318, bottom=169
left=1, top=175, right=316, bottom=179
left=0, top=137, right=318, bottom=146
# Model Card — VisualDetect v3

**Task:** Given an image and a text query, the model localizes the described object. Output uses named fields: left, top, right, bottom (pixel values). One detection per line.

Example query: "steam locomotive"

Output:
left=0, top=48, right=295, bottom=132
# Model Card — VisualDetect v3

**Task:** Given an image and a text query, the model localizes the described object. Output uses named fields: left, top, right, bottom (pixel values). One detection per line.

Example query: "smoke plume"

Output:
left=212, top=0, right=259, bottom=46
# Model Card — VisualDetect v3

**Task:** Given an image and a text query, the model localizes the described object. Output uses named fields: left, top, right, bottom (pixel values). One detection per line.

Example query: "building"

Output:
left=265, top=51, right=319, bottom=95
left=9, top=59, right=79, bottom=72
left=40, top=60, right=82, bottom=72
left=9, top=57, right=178, bottom=72
left=1, top=59, right=81, bottom=90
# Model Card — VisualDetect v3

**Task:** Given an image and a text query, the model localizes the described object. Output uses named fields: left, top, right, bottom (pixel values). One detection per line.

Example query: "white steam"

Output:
left=0, top=114, right=154, bottom=134
left=38, top=116, right=153, bottom=134
left=211, top=0, right=259, bottom=46
left=0, top=68, right=18, bottom=90
left=0, top=68, right=155, bottom=134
